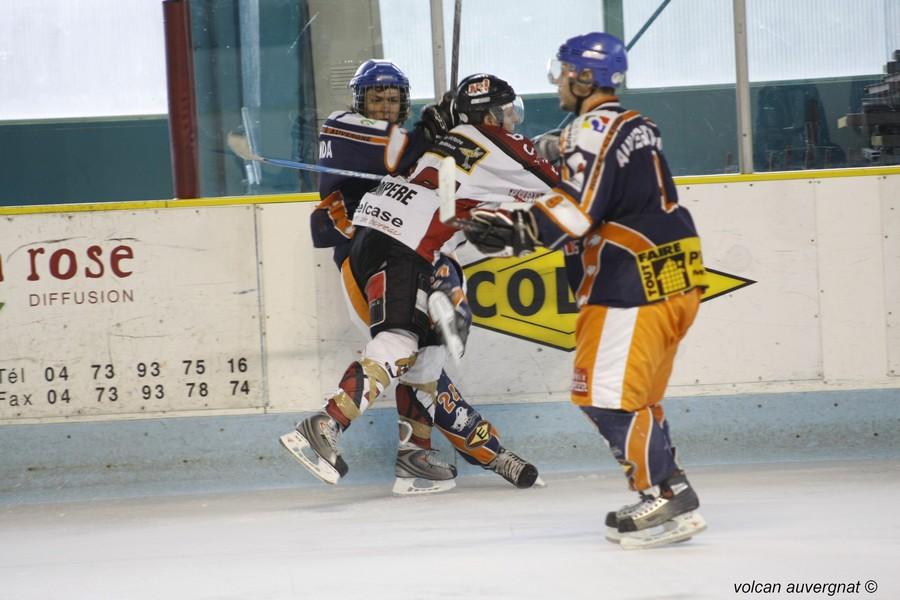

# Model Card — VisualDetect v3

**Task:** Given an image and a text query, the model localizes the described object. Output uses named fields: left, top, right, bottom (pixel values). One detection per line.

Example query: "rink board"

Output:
left=0, top=174, right=898, bottom=425
left=0, top=207, right=264, bottom=420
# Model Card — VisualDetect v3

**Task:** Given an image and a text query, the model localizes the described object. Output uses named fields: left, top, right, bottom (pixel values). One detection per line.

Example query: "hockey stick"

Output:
left=225, top=131, right=383, bottom=181
left=438, top=156, right=458, bottom=225
left=240, top=106, right=262, bottom=186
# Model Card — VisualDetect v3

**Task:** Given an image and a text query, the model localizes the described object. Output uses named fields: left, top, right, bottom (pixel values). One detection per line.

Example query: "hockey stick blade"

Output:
left=428, top=291, right=464, bottom=367
left=438, top=156, right=458, bottom=225
left=226, top=131, right=382, bottom=181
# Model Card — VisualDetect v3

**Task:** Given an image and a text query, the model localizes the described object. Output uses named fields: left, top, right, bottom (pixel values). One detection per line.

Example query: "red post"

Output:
left=163, top=0, right=199, bottom=199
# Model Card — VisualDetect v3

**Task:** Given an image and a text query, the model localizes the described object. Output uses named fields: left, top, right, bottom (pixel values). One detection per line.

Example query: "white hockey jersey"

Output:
left=352, top=123, right=559, bottom=262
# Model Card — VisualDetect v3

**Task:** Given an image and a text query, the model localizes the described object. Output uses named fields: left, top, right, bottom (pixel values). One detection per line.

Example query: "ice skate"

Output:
left=485, top=447, right=544, bottom=489
left=608, top=471, right=706, bottom=549
left=279, top=411, right=348, bottom=485
left=392, top=421, right=457, bottom=495
left=604, top=495, right=652, bottom=543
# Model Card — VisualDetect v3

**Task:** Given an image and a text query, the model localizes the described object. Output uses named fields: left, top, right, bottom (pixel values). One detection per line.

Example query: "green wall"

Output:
left=0, top=75, right=879, bottom=206
left=0, top=118, right=173, bottom=205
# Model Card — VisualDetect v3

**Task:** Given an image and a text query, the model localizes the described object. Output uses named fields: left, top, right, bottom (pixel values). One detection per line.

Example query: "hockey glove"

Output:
left=428, top=288, right=470, bottom=363
left=533, top=128, right=562, bottom=164
left=418, top=91, right=457, bottom=142
left=429, top=256, right=472, bottom=361
left=463, top=207, right=539, bottom=257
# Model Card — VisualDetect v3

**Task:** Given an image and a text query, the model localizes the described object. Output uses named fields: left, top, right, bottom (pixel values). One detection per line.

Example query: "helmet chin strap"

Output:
left=568, top=79, right=593, bottom=116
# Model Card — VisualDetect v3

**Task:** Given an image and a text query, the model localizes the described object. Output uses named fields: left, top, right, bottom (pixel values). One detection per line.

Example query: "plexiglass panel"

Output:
left=621, top=0, right=739, bottom=175
left=747, top=0, right=900, bottom=170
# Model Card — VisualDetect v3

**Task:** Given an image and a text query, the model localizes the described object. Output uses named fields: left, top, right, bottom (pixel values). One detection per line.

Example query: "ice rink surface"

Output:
left=2, top=459, right=898, bottom=600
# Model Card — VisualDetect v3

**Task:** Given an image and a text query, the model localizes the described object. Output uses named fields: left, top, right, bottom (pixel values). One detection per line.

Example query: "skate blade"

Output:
left=619, top=511, right=707, bottom=550
left=606, top=525, right=691, bottom=545
left=279, top=431, right=341, bottom=485
left=392, top=476, right=456, bottom=496
left=533, top=476, right=547, bottom=488
left=605, top=526, right=621, bottom=544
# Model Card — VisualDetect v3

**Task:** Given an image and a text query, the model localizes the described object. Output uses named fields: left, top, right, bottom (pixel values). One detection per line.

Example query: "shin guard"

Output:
left=325, top=358, right=391, bottom=429
left=432, top=372, right=502, bottom=466
left=580, top=405, right=677, bottom=491
left=396, top=383, right=434, bottom=449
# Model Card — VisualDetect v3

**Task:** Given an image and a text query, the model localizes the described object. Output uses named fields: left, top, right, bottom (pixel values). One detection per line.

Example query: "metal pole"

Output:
left=429, top=0, right=447, bottom=101
left=449, top=0, right=462, bottom=89
left=238, top=0, right=262, bottom=186
left=733, top=0, right=754, bottom=173
left=163, top=0, right=200, bottom=198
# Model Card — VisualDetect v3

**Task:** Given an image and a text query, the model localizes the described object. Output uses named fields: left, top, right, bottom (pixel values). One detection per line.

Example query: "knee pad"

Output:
left=363, top=329, right=419, bottom=380
left=400, top=345, right=448, bottom=385
left=580, top=406, right=676, bottom=491
left=329, top=356, right=394, bottom=422
left=397, top=380, right=437, bottom=419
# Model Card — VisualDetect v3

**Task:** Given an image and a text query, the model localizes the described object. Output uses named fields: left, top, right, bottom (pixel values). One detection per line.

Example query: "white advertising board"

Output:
left=883, top=175, right=900, bottom=378
left=0, top=207, right=263, bottom=421
left=1, top=173, right=897, bottom=423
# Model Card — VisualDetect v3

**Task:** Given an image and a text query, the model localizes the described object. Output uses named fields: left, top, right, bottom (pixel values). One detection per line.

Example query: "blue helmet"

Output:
left=349, top=59, right=411, bottom=123
left=551, top=32, right=627, bottom=89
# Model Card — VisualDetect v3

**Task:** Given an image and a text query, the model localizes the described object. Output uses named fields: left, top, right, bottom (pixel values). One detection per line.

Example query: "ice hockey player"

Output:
left=280, top=61, right=541, bottom=493
left=460, top=35, right=708, bottom=548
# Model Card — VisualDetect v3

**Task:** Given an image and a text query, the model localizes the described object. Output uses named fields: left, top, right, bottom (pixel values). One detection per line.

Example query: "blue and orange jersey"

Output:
left=310, top=110, right=432, bottom=265
left=531, top=97, right=706, bottom=308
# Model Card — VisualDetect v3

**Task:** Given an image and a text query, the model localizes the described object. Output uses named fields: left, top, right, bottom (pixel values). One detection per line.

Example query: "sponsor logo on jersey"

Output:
left=463, top=248, right=754, bottom=351
left=635, top=237, right=706, bottom=302
left=319, top=139, right=333, bottom=158
left=355, top=198, right=405, bottom=229
left=466, top=420, right=493, bottom=448
left=435, top=134, right=488, bottom=173
left=588, top=116, right=609, bottom=133
left=373, top=180, right=419, bottom=205
left=572, top=368, right=588, bottom=395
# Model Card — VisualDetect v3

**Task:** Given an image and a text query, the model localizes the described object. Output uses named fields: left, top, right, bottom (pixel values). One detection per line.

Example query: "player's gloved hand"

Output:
left=419, top=91, right=457, bottom=142
left=463, top=207, right=539, bottom=257
left=533, top=128, right=562, bottom=164
left=428, top=255, right=471, bottom=362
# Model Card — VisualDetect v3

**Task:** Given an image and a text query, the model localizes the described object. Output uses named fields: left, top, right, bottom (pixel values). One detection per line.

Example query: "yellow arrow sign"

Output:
left=463, top=248, right=754, bottom=351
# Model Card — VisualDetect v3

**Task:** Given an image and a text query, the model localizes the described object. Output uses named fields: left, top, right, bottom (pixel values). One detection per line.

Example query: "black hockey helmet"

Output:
left=454, top=73, right=524, bottom=131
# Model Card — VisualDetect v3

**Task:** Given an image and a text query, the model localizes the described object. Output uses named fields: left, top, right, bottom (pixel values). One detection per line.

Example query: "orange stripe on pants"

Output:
left=625, top=407, right=654, bottom=491
left=341, top=257, right=370, bottom=327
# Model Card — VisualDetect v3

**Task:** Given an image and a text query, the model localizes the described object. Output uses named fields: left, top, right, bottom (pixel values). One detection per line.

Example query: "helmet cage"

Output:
left=351, top=85, right=410, bottom=124
left=349, top=60, right=411, bottom=124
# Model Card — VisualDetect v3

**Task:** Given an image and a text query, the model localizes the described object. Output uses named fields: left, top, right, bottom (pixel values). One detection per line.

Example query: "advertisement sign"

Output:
left=0, top=207, right=263, bottom=421
left=463, top=248, right=754, bottom=351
